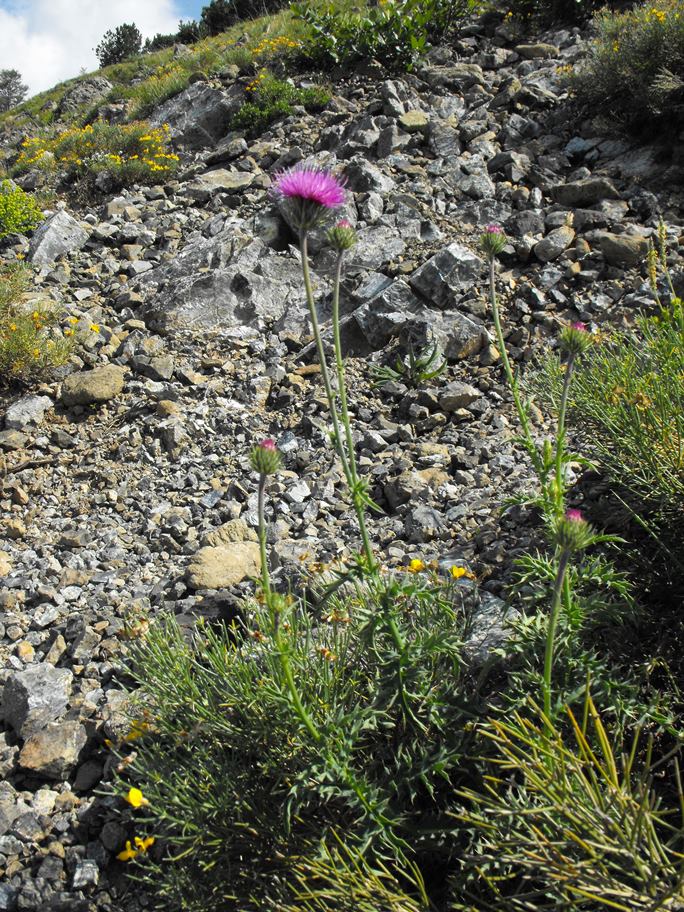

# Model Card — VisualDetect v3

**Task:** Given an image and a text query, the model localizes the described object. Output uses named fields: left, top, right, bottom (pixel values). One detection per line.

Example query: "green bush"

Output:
left=14, top=122, right=179, bottom=188
left=113, top=571, right=480, bottom=910
left=0, top=263, right=73, bottom=385
left=502, top=0, right=606, bottom=25
left=201, top=0, right=291, bottom=35
left=532, top=305, right=684, bottom=524
left=231, top=71, right=330, bottom=134
left=293, top=0, right=476, bottom=71
left=455, top=697, right=684, bottom=912
left=573, top=0, right=684, bottom=133
left=0, top=180, right=43, bottom=239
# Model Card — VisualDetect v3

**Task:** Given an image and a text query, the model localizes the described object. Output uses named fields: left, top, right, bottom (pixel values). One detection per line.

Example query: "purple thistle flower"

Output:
left=571, top=321, right=587, bottom=332
left=565, top=509, right=584, bottom=522
left=271, top=164, right=346, bottom=233
left=484, top=224, right=504, bottom=234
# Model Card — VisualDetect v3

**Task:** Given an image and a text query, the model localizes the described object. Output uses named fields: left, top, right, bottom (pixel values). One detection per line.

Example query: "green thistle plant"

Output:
left=370, top=342, right=446, bottom=389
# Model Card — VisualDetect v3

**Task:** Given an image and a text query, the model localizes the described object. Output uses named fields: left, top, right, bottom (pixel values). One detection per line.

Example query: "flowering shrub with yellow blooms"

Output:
left=0, top=180, right=44, bottom=240
left=0, top=263, right=74, bottom=385
left=14, top=121, right=179, bottom=189
left=573, top=0, right=684, bottom=133
left=232, top=70, right=330, bottom=135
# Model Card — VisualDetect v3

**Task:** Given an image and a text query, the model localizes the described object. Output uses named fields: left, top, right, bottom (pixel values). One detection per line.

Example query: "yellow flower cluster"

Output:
left=646, top=6, right=668, bottom=22
left=16, top=122, right=179, bottom=181
left=246, top=71, right=268, bottom=93
left=117, top=835, right=155, bottom=862
left=252, top=35, right=300, bottom=57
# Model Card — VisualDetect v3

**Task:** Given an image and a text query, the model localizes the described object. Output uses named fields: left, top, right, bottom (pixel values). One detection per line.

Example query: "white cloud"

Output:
left=0, top=0, right=183, bottom=96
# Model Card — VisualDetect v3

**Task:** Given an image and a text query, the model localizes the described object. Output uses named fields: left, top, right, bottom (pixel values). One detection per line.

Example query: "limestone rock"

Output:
left=28, top=211, right=89, bottom=267
left=19, top=722, right=87, bottom=779
left=398, top=110, right=429, bottom=133
left=534, top=226, right=575, bottom=263
left=187, top=542, right=261, bottom=590
left=438, top=381, right=480, bottom=412
left=409, top=243, right=484, bottom=307
left=184, top=169, right=255, bottom=202
left=150, top=81, right=243, bottom=149
left=4, top=395, right=53, bottom=430
left=58, top=77, right=112, bottom=115
left=2, top=665, right=73, bottom=740
left=593, top=231, right=649, bottom=267
left=204, top=519, right=258, bottom=547
left=551, top=178, right=620, bottom=208
left=60, top=365, right=125, bottom=406
left=515, top=43, right=559, bottom=59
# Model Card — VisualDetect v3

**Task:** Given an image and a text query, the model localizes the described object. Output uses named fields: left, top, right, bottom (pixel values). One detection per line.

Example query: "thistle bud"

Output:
left=559, top=321, right=593, bottom=357
left=250, top=438, right=282, bottom=476
left=554, top=509, right=594, bottom=553
left=479, top=224, right=508, bottom=259
left=327, top=219, right=357, bottom=252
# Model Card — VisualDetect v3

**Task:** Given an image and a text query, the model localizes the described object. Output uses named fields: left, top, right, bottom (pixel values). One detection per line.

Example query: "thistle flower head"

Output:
left=554, top=508, right=594, bottom=553
left=271, top=164, right=346, bottom=233
left=250, top=438, right=282, bottom=476
left=480, top=224, right=508, bottom=259
left=560, top=320, right=593, bottom=357
left=327, top=218, right=357, bottom=252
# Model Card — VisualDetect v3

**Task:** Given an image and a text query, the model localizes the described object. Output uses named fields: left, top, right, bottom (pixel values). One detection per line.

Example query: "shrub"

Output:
left=231, top=71, right=330, bottom=134
left=176, top=19, right=203, bottom=44
left=14, top=122, right=179, bottom=188
left=573, top=0, right=684, bottom=134
left=293, top=0, right=476, bottom=71
left=455, top=696, right=684, bottom=911
left=0, top=264, right=73, bottom=385
left=113, top=569, right=482, bottom=910
left=95, top=23, right=143, bottom=67
left=532, top=305, right=684, bottom=524
left=503, top=0, right=606, bottom=24
left=0, top=180, right=44, bottom=240
left=201, top=0, right=290, bottom=35
left=143, top=33, right=177, bottom=53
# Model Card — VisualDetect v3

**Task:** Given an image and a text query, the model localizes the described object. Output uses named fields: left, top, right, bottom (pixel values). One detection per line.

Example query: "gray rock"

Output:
left=405, top=504, right=448, bottom=542
left=150, top=81, right=243, bottom=149
left=4, top=395, right=53, bottom=430
left=438, top=381, right=480, bottom=412
left=592, top=231, right=649, bottom=267
left=515, top=43, right=559, bottom=59
left=184, top=169, right=255, bottom=202
left=551, top=177, right=620, bottom=207
left=409, top=243, right=484, bottom=307
left=534, top=225, right=575, bottom=262
left=345, top=158, right=396, bottom=194
left=2, top=665, right=73, bottom=739
left=28, top=211, right=89, bottom=267
left=57, top=76, right=112, bottom=114
left=398, top=110, right=429, bottom=133
left=463, top=592, right=519, bottom=665
left=139, top=228, right=314, bottom=333
left=60, top=365, right=126, bottom=406
left=19, top=722, right=87, bottom=779
left=72, top=860, right=99, bottom=889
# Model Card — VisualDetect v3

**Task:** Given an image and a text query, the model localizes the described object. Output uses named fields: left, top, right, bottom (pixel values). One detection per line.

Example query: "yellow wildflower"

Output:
left=408, top=558, right=425, bottom=573
left=117, top=840, right=138, bottom=862
left=125, top=787, right=148, bottom=808
left=90, top=323, right=100, bottom=333
left=450, top=566, right=476, bottom=580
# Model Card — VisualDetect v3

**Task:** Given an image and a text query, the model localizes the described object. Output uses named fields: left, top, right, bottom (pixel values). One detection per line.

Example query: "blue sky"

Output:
left=0, top=0, right=208, bottom=95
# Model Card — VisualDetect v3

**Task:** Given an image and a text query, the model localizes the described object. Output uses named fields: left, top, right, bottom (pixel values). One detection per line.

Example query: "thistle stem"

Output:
left=488, top=256, right=542, bottom=477
left=543, top=548, right=571, bottom=728
left=554, top=352, right=576, bottom=513
left=257, top=473, right=271, bottom=600
left=331, top=252, right=377, bottom=574
left=275, top=628, right=321, bottom=743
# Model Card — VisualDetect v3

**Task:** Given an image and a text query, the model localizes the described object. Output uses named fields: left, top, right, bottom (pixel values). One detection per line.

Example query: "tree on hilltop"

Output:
left=0, top=70, right=28, bottom=113
left=95, top=23, right=143, bottom=68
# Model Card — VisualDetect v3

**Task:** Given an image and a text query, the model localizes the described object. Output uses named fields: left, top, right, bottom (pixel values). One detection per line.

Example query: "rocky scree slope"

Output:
left=0, top=13, right=683, bottom=912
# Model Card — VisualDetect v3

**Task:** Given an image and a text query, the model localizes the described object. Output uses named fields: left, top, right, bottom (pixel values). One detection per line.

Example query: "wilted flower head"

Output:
left=480, top=224, right=508, bottom=259
left=271, top=164, right=346, bottom=232
left=250, top=438, right=283, bottom=476
left=554, top=508, right=594, bottom=553
left=560, top=320, right=593, bottom=357
left=327, top=218, right=357, bottom=252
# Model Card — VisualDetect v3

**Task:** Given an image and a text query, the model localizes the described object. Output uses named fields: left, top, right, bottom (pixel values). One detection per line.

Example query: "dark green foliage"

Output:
left=143, top=33, right=177, bottom=53
left=503, top=0, right=607, bottom=24
left=371, top=343, right=447, bottom=389
left=572, top=0, right=684, bottom=134
left=176, top=19, right=202, bottom=43
left=294, top=0, right=475, bottom=71
left=95, top=23, right=143, bottom=67
left=201, top=0, right=289, bottom=35
left=231, top=72, right=330, bottom=134
left=0, top=69, right=28, bottom=113
left=115, top=573, right=481, bottom=910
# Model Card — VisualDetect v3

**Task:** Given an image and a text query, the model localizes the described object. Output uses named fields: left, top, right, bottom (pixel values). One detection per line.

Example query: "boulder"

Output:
left=19, top=722, right=87, bottom=779
left=4, top=395, right=53, bottom=430
left=57, top=76, right=112, bottom=115
left=60, top=365, right=126, bottom=406
left=2, top=665, right=73, bottom=739
left=409, top=243, right=484, bottom=307
left=593, top=231, right=649, bottom=267
left=187, top=542, right=261, bottom=590
left=515, top=43, right=559, bottom=59
left=184, top=169, right=255, bottom=202
left=398, top=110, right=429, bottom=133
left=438, top=381, right=480, bottom=412
left=551, top=178, right=620, bottom=208
left=150, top=81, right=243, bottom=150
left=28, top=211, right=89, bottom=267
left=534, top=226, right=575, bottom=262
